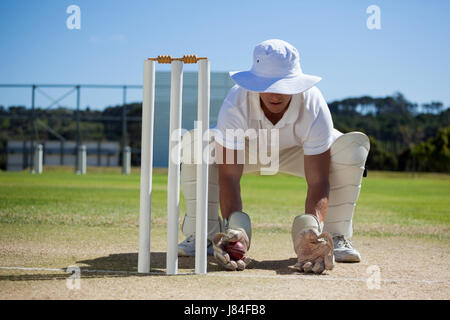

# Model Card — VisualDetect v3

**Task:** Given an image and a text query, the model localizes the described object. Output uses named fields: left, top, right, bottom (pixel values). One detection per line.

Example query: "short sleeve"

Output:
left=214, top=99, right=247, bottom=150
left=303, top=88, right=334, bottom=155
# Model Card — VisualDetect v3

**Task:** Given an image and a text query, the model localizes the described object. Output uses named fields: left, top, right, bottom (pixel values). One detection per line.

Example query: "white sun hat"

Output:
left=229, top=39, right=321, bottom=95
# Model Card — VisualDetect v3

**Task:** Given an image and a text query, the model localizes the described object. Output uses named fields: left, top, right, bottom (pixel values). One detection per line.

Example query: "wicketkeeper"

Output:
left=178, top=39, right=370, bottom=274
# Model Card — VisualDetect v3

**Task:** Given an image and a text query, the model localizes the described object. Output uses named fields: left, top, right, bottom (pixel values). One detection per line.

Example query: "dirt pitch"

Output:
left=0, top=228, right=449, bottom=300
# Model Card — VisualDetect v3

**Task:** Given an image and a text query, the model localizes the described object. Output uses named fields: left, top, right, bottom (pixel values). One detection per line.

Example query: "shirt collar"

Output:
left=248, top=91, right=301, bottom=128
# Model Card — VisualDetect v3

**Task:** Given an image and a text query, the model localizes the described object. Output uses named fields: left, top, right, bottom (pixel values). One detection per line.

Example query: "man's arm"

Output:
left=212, top=142, right=252, bottom=272
left=304, top=149, right=330, bottom=223
left=216, top=142, right=244, bottom=219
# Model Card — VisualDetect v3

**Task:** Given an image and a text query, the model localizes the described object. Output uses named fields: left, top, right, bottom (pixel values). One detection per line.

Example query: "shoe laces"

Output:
left=334, top=235, right=353, bottom=249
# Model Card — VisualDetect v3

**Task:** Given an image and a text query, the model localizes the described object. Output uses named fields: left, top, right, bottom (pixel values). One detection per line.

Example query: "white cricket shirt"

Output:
left=213, top=85, right=341, bottom=155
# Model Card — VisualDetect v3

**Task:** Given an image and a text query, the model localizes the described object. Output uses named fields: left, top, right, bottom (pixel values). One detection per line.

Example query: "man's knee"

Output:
left=330, top=132, right=370, bottom=166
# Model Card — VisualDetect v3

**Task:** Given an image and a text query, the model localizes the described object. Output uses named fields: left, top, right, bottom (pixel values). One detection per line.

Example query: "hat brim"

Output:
left=229, top=70, right=321, bottom=95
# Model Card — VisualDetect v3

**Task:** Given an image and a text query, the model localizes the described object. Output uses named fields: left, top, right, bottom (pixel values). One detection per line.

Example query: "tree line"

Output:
left=0, top=92, right=449, bottom=172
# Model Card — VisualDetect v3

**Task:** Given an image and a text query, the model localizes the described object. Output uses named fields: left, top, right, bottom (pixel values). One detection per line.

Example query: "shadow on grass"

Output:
left=79, top=253, right=303, bottom=276
left=0, top=254, right=306, bottom=282
left=77, top=252, right=224, bottom=273
left=250, top=258, right=299, bottom=275
left=0, top=252, right=221, bottom=281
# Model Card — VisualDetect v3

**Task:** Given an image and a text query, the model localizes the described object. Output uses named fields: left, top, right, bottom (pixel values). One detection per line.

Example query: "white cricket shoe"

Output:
left=333, top=235, right=361, bottom=262
left=178, top=235, right=214, bottom=257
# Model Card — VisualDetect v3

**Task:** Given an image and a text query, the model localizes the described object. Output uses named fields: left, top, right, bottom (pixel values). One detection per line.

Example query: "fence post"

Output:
left=32, top=144, right=43, bottom=174
left=30, top=85, right=36, bottom=172
left=122, top=146, right=131, bottom=175
left=76, top=145, right=86, bottom=175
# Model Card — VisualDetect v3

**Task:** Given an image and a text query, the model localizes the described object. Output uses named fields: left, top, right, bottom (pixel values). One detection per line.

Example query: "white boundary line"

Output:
left=1, top=266, right=449, bottom=285
left=0, top=266, right=191, bottom=276
left=208, top=272, right=450, bottom=285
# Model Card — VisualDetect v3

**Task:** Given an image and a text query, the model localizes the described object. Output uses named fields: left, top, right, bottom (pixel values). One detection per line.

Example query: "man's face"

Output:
left=259, top=92, right=293, bottom=114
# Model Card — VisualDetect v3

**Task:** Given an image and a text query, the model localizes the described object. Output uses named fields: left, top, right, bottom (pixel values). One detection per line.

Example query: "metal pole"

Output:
left=33, top=144, right=43, bottom=174
left=97, top=141, right=101, bottom=166
left=76, top=145, right=86, bottom=175
left=122, top=85, right=127, bottom=153
left=138, top=60, right=155, bottom=273
left=75, top=85, right=80, bottom=171
left=195, top=59, right=210, bottom=274
left=30, top=85, right=36, bottom=172
left=122, top=146, right=131, bottom=175
left=60, top=141, right=64, bottom=165
left=166, top=60, right=183, bottom=275
left=22, top=141, right=27, bottom=170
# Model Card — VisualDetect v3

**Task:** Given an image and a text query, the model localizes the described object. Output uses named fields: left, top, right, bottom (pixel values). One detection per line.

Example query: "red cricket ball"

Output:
left=225, top=241, right=246, bottom=261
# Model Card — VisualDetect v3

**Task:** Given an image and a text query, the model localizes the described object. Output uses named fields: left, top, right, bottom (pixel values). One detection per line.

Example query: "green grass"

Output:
left=0, top=167, right=449, bottom=240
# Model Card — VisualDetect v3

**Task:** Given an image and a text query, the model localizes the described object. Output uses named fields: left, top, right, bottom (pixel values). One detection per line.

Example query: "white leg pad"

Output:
left=323, top=132, right=370, bottom=238
left=180, top=130, right=222, bottom=241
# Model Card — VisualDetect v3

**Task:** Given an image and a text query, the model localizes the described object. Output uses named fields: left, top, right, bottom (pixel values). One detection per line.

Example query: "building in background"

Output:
left=7, top=140, right=120, bottom=171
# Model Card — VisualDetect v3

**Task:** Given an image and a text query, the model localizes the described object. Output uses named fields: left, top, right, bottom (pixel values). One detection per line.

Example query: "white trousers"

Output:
left=181, top=130, right=370, bottom=240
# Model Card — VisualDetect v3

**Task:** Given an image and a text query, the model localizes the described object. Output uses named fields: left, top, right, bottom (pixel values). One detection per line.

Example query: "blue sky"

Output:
left=0, top=0, right=449, bottom=110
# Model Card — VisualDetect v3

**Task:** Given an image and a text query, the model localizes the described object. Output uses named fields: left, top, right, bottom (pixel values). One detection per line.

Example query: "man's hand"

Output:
left=213, top=228, right=251, bottom=271
left=294, top=228, right=334, bottom=274
left=292, top=214, right=334, bottom=274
